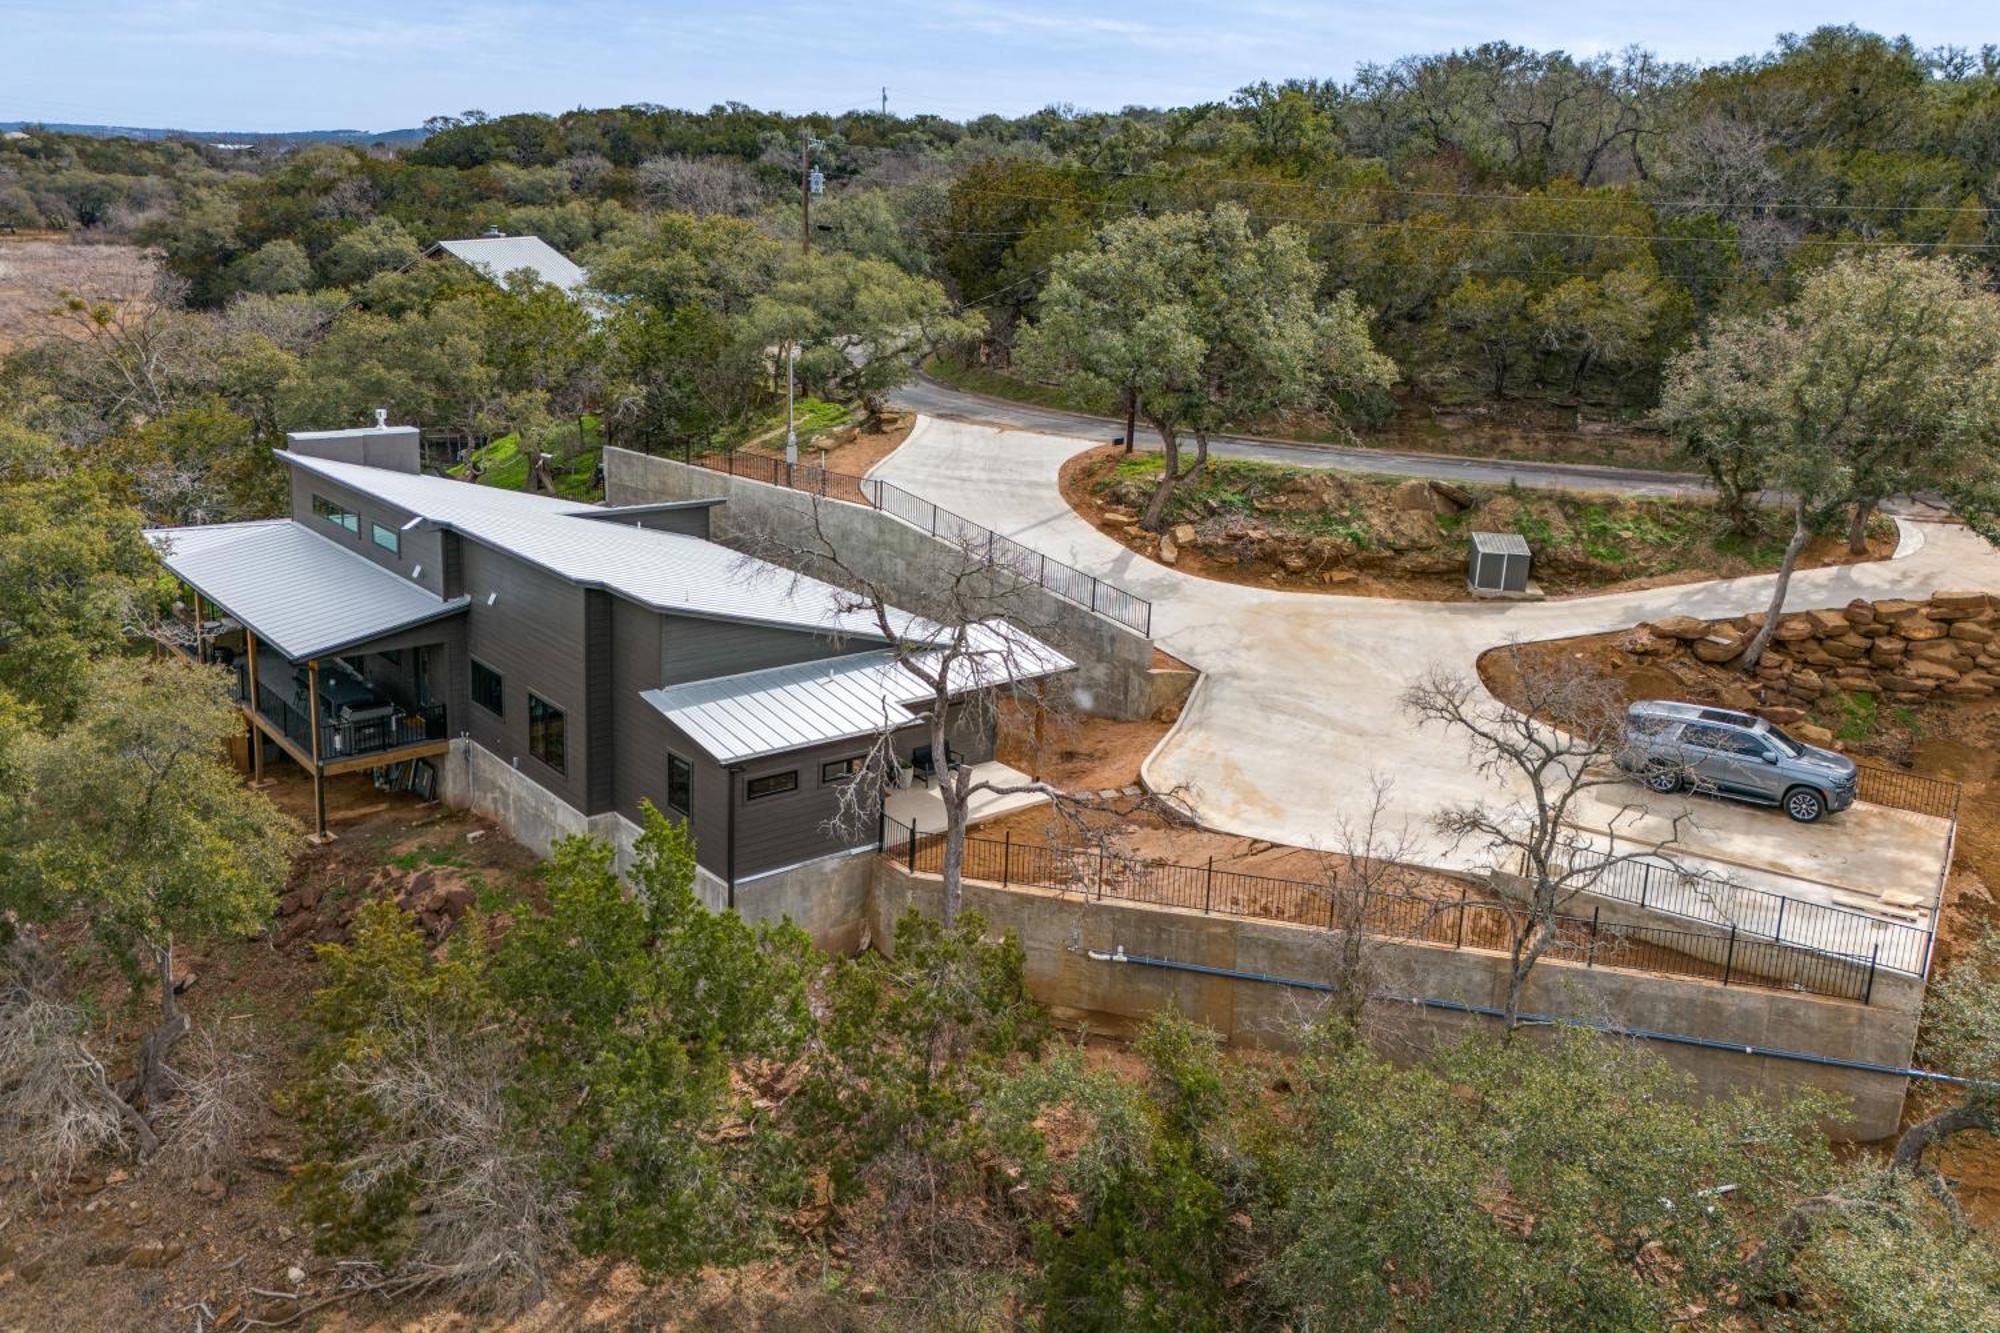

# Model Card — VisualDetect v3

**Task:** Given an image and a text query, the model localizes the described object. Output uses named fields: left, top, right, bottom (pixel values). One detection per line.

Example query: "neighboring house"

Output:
left=148, top=422, right=1069, bottom=897
left=429, top=230, right=588, bottom=296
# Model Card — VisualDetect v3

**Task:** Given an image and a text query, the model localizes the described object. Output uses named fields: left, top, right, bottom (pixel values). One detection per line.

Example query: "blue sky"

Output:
left=2, top=1, right=1991, bottom=131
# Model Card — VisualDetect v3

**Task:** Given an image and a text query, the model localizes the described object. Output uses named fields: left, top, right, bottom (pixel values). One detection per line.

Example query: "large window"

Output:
left=745, top=770, right=798, bottom=800
left=470, top=659, right=503, bottom=717
left=667, top=753, right=693, bottom=817
left=371, top=521, right=400, bottom=554
left=313, top=494, right=359, bottom=534
left=528, top=693, right=565, bottom=774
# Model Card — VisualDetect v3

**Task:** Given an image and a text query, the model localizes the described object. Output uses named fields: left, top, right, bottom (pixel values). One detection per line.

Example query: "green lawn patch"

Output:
left=449, top=416, right=605, bottom=499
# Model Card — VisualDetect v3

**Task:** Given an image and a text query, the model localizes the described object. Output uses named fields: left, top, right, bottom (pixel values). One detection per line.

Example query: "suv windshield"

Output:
left=1764, top=726, right=1804, bottom=758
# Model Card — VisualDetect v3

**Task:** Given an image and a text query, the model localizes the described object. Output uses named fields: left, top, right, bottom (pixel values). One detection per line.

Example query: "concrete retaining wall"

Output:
left=439, top=731, right=1917, bottom=1139
left=870, top=863, right=1920, bottom=1139
left=602, top=445, right=1168, bottom=720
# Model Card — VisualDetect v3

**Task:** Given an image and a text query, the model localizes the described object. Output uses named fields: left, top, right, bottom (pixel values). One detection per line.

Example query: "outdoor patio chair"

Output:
left=910, top=744, right=964, bottom=787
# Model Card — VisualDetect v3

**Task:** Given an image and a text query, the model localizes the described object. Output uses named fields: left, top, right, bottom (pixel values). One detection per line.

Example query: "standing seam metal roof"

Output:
left=640, top=623, right=1075, bottom=763
left=147, top=520, right=469, bottom=661
left=433, top=235, right=588, bottom=294
left=280, top=451, right=896, bottom=640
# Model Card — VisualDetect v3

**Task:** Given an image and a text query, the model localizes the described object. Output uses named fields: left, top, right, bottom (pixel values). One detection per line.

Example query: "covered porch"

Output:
left=150, top=520, right=469, bottom=842
left=883, top=759, right=1048, bottom=834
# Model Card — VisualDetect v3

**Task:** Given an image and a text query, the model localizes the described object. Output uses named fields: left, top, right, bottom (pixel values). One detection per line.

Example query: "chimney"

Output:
left=285, top=416, right=422, bottom=474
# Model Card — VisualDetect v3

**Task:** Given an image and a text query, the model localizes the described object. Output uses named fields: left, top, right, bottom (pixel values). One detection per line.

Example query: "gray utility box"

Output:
left=1468, top=531, right=1532, bottom=593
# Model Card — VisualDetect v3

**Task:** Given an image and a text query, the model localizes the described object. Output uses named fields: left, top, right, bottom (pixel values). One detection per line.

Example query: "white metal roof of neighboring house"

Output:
left=147, top=520, right=470, bottom=662
left=432, top=235, right=588, bottom=294
left=639, top=621, right=1075, bottom=763
left=278, top=451, right=898, bottom=641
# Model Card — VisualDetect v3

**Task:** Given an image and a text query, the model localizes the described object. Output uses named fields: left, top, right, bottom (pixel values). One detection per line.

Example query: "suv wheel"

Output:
left=1783, top=788, right=1825, bottom=823
left=1643, top=766, right=1683, bottom=794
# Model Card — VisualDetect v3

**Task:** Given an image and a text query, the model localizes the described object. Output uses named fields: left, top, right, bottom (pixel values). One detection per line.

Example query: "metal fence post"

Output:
left=1455, top=884, right=1468, bottom=948
left=1002, top=830, right=1011, bottom=887
left=1864, top=944, right=1880, bottom=1005
left=906, top=822, right=917, bottom=872
left=1587, top=905, right=1600, bottom=965
left=1096, top=846, right=1107, bottom=901
left=1203, top=857, right=1214, bottom=915
left=1774, top=896, right=1787, bottom=946
left=1722, top=925, right=1737, bottom=986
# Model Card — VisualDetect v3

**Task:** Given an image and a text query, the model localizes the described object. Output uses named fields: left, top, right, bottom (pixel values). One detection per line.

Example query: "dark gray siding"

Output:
left=659, top=615, right=874, bottom=687
left=458, top=540, right=590, bottom=811
left=286, top=468, right=445, bottom=598
left=584, top=591, right=615, bottom=814
left=581, top=504, right=716, bottom=538
left=731, top=735, right=892, bottom=878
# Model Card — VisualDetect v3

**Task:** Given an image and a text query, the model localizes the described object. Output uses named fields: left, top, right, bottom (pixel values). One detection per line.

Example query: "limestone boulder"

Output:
left=1804, top=609, right=1849, bottom=635
left=1904, top=659, right=1962, bottom=683
left=1793, top=723, right=1836, bottom=746
left=1170, top=523, right=1197, bottom=547
left=1907, top=639, right=1973, bottom=666
left=1773, top=616, right=1817, bottom=642
left=1899, top=616, right=1947, bottom=642
left=1391, top=478, right=1433, bottom=512
left=1820, top=635, right=1867, bottom=661
left=1756, top=705, right=1807, bottom=724
left=1648, top=615, right=1712, bottom=642
left=1158, top=534, right=1178, bottom=565
left=1930, top=590, right=1994, bottom=620
left=1691, top=633, right=1746, bottom=664
left=1948, top=621, right=1995, bottom=645
left=1872, top=599, right=1928, bottom=623
left=1842, top=600, right=1876, bottom=626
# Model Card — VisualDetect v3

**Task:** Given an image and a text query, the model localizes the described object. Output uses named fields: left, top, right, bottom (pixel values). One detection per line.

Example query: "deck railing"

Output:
left=248, top=678, right=445, bottom=765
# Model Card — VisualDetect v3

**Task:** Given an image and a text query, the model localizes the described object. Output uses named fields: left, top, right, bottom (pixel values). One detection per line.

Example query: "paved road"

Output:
left=873, top=415, right=2000, bottom=880
left=892, top=372, right=1713, bottom=497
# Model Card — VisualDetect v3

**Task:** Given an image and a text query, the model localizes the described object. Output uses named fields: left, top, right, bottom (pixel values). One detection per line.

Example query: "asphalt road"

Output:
left=891, top=372, right=1714, bottom=498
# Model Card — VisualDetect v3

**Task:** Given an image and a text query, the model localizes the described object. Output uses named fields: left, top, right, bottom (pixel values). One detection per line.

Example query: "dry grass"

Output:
left=0, top=236, right=156, bottom=354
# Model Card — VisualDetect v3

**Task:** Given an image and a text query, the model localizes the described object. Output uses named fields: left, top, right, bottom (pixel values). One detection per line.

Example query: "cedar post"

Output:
left=307, top=657, right=329, bottom=842
left=191, top=589, right=205, bottom=663
left=245, top=630, right=265, bottom=785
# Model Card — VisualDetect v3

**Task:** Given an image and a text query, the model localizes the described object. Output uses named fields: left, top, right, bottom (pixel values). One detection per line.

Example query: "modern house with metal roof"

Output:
left=148, top=422, right=1070, bottom=897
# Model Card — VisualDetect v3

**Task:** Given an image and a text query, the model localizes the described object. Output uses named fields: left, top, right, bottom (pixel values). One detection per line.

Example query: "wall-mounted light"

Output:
left=486, top=592, right=498, bottom=606
left=401, top=515, right=424, bottom=532
left=410, top=564, right=423, bottom=580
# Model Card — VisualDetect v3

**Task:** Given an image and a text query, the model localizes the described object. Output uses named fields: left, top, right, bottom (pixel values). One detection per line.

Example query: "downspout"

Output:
left=1084, top=948, right=1992, bottom=1090
left=725, top=764, right=742, bottom=911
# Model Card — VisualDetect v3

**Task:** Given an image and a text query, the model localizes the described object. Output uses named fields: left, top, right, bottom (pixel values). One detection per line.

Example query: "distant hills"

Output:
left=0, top=122, right=428, bottom=145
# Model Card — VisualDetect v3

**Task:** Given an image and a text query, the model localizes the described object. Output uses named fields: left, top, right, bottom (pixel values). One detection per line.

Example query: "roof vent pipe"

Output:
left=374, top=407, right=389, bottom=429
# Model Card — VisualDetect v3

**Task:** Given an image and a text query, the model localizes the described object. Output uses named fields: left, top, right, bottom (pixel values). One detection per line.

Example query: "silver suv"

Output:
left=1617, top=701, right=1858, bottom=823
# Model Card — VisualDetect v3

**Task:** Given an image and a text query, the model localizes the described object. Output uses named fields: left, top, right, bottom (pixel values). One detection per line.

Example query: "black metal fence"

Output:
left=1550, top=846, right=1935, bottom=979
left=682, top=446, right=1154, bottom=636
left=1854, top=763, right=1962, bottom=823
left=882, top=817, right=1889, bottom=1004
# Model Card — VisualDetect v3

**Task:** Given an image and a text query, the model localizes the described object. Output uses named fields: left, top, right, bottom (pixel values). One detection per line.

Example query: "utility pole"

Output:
left=800, top=136, right=813, bottom=255
left=881, top=85, right=888, bottom=115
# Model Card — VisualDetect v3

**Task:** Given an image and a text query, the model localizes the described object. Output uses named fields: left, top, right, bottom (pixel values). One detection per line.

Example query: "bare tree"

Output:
left=0, top=938, right=133, bottom=1180
left=1401, top=649, right=1686, bottom=1031
left=739, top=498, right=1172, bottom=926
left=1309, top=776, right=1430, bottom=1042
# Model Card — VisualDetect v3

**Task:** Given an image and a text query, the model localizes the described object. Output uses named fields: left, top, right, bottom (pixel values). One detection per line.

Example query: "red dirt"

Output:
left=1058, top=444, right=1895, bottom=603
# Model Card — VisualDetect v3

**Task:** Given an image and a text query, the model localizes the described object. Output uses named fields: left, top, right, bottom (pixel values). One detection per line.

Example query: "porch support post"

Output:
left=307, top=657, right=330, bottom=843
left=191, top=589, right=205, bottom=663
left=245, top=630, right=267, bottom=786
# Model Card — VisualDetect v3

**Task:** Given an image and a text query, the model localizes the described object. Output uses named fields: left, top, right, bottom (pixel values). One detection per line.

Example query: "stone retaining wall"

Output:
left=1634, top=591, right=1998, bottom=739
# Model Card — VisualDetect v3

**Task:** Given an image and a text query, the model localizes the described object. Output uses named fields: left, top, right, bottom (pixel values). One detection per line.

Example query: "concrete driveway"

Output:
left=872, top=416, right=2000, bottom=873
